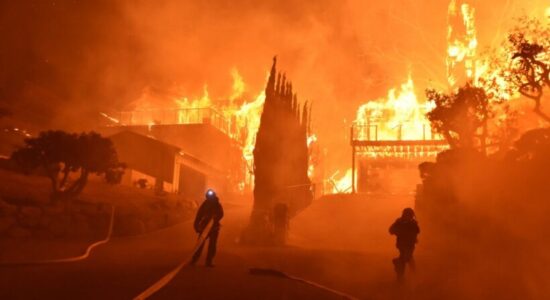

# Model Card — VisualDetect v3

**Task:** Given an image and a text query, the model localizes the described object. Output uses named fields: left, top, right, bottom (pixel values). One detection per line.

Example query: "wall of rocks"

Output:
left=0, top=198, right=193, bottom=239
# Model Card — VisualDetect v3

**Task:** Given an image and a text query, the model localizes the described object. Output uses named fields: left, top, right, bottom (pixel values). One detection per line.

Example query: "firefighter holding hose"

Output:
left=190, top=189, right=224, bottom=267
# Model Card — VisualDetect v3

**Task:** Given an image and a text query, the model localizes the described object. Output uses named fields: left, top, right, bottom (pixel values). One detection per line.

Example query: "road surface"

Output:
left=1, top=198, right=353, bottom=299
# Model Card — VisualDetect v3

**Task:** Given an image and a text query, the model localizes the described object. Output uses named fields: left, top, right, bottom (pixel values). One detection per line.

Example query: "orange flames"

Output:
left=329, top=1, right=547, bottom=195
left=171, top=70, right=266, bottom=189
left=330, top=75, right=438, bottom=194
left=446, top=0, right=525, bottom=102
left=330, top=169, right=353, bottom=194
left=447, top=0, right=477, bottom=87
left=123, top=69, right=318, bottom=190
left=354, top=75, right=435, bottom=141
left=307, top=134, right=318, bottom=179
left=445, top=0, right=510, bottom=100
left=330, top=0, right=484, bottom=194
left=233, top=90, right=266, bottom=186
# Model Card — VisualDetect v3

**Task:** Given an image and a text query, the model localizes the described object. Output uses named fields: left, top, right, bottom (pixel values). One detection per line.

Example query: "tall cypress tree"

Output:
left=244, top=57, right=312, bottom=244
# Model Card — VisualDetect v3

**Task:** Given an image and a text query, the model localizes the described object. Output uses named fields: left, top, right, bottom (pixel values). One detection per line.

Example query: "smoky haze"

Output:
left=0, top=0, right=546, bottom=170
left=1, top=2, right=549, bottom=299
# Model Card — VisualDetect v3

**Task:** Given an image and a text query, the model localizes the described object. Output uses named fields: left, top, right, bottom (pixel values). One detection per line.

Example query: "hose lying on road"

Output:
left=133, top=220, right=213, bottom=300
left=134, top=220, right=358, bottom=300
left=250, top=268, right=359, bottom=300
left=0, top=205, right=116, bottom=266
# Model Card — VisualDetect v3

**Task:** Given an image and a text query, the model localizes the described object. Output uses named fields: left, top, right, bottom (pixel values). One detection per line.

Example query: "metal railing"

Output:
left=116, top=107, right=239, bottom=140
left=351, top=121, right=442, bottom=142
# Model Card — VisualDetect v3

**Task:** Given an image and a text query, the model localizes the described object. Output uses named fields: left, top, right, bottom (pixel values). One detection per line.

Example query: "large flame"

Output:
left=229, top=68, right=246, bottom=103
left=175, top=85, right=212, bottom=124
left=447, top=0, right=478, bottom=88
left=354, top=75, right=434, bottom=141
left=307, top=134, right=318, bottom=179
left=327, top=0, right=548, bottom=195
left=447, top=0, right=526, bottom=102
left=171, top=70, right=266, bottom=189
left=330, top=75, right=437, bottom=194
left=123, top=68, right=318, bottom=190
left=234, top=90, right=266, bottom=185
left=330, top=169, right=353, bottom=194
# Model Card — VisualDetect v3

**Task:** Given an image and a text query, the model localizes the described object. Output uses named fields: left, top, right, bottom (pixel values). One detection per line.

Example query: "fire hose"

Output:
left=249, top=268, right=359, bottom=300
left=0, top=205, right=115, bottom=266
left=133, top=220, right=214, bottom=300
left=133, top=218, right=358, bottom=300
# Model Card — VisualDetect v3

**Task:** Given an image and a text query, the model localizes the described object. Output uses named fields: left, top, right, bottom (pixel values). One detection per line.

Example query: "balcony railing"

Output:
left=112, top=107, right=243, bottom=141
left=351, top=121, right=442, bottom=142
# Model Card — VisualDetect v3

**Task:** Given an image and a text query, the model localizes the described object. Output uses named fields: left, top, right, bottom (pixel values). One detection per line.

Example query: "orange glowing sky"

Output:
left=0, top=0, right=547, bottom=172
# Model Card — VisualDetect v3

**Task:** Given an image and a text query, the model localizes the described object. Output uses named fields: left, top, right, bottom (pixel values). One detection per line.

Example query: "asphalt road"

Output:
left=4, top=194, right=503, bottom=300
left=0, top=199, right=346, bottom=300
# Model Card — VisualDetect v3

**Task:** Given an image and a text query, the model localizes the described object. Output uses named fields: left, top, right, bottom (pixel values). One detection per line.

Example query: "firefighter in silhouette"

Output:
left=389, top=207, right=420, bottom=280
left=191, top=189, right=224, bottom=267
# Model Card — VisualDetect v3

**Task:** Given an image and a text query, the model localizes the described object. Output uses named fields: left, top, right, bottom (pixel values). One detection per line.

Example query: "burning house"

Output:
left=348, top=76, right=448, bottom=194
left=97, top=69, right=271, bottom=196
left=101, top=106, right=247, bottom=197
left=331, top=0, right=487, bottom=195
left=108, top=130, right=228, bottom=199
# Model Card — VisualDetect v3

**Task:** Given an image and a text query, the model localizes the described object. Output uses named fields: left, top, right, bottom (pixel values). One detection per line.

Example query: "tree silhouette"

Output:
left=482, top=17, right=549, bottom=122
left=11, top=130, right=123, bottom=202
left=426, top=83, right=491, bottom=149
left=245, top=57, right=312, bottom=244
left=507, top=19, right=550, bottom=122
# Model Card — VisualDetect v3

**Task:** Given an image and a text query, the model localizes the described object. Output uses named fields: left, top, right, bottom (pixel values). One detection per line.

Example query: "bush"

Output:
left=11, top=130, right=125, bottom=202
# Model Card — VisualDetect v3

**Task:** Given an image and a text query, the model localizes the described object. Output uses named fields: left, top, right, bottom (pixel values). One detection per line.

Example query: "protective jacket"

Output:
left=389, top=217, right=420, bottom=249
left=194, top=198, right=224, bottom=233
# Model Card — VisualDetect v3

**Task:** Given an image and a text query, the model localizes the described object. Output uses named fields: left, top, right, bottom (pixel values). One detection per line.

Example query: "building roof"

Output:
left=109, top=130, right=226, bottom=183
left=103, top=123, right=241, bottom=174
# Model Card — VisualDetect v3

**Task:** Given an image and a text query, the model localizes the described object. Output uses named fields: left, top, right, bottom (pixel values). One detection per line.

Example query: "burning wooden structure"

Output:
left=342, top=76, right=449, bottom=194
left=99, top=72, right=268, bottom=192
left=350, top=125, right=448, bottom=193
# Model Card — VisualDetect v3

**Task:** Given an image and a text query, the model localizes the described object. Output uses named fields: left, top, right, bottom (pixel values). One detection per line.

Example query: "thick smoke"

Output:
left=0, top=2, right=549, bottom=298
left=0, top=0, right=546, bottom=169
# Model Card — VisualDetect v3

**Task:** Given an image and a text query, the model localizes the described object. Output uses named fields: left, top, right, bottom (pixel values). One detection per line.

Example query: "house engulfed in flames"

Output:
left=341, top=76, right=448, bottom=194
left=100, top=70, right=266, bottom=199
left=332, top=0, right=485, bottom=194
